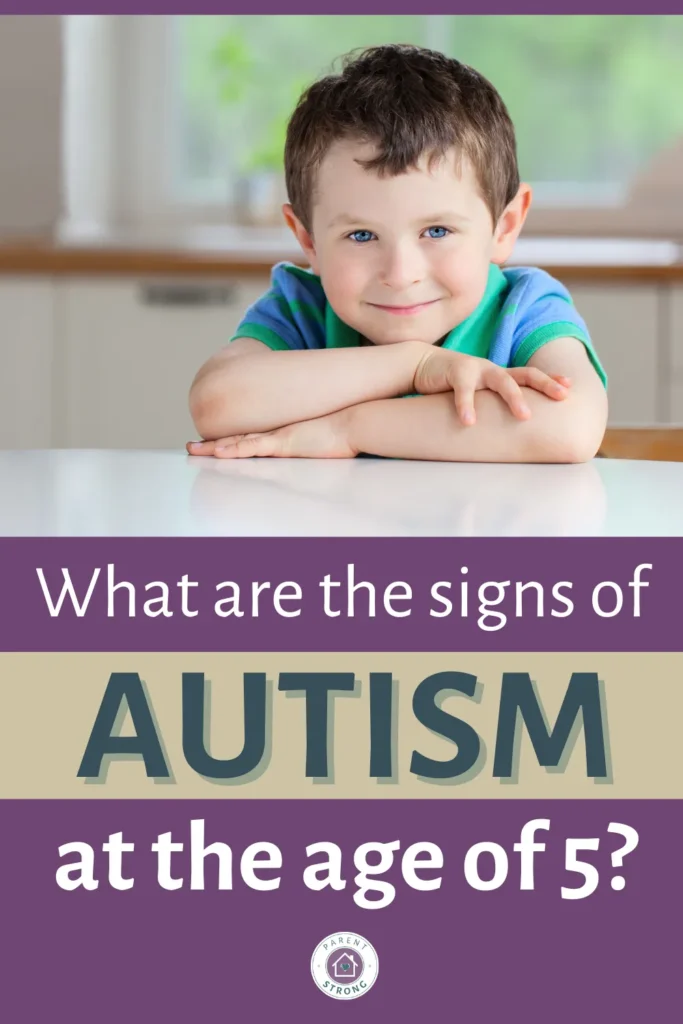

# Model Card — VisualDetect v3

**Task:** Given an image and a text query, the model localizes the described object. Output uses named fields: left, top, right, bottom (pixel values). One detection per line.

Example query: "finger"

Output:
left=186, top=440, right=216, bottom=455
left=214, top=433, right=280, bottom=459
left=507, top=370, right=573, bottom=385
left=507, top=368, right=573, bottom=399
left=450, top=378, right=477, bottom=425
left=508, top=367, right=569, bottom=400
left=485, top=368, right=531, bottom=419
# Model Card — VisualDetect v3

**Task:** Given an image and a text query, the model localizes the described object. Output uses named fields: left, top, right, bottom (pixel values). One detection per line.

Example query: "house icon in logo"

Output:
left=331, top=952, right=359, bottom=980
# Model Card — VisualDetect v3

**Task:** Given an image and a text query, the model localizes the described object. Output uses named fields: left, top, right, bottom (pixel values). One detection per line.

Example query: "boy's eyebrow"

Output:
left=328, top=211, right=471, bottom=228
left=327, top=214, right=370, bottom=228
left=421, top=212, right=472, bottom=226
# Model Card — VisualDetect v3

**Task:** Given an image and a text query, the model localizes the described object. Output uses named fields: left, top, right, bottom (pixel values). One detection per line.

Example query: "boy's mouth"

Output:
left=369, top=299, right=440, bottom=316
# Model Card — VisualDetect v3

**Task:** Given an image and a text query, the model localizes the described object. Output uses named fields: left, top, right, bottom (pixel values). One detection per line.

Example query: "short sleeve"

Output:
left=492, top=267, right=607, bottom=388
left=229, top=262, right=327, bottom=351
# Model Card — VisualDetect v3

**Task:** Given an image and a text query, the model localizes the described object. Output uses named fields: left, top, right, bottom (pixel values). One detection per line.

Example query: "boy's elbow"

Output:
left=189, top=347, right=258, bottom=439
left=538, top=390, right=608, bottom=464
left=189, top=377, right=242, bottom=440
left=559, top=430, right=603, bottom=464
left=189, top=386, right=215, bottom=440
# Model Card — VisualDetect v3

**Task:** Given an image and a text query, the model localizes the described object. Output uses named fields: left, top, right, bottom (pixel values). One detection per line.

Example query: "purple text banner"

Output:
left=2, top=799, right=678, bottom=1023
left=0, top=537, right=680, bottom=652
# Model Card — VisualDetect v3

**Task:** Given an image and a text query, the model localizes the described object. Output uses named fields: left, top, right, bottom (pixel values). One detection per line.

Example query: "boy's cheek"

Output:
left=320, top=267, right=366, bottom=310
left=443, top=259, right=490, bottom=307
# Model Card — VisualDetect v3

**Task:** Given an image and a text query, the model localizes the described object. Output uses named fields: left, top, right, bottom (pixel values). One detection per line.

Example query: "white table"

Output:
left=2, top=450, right=683, bottom=536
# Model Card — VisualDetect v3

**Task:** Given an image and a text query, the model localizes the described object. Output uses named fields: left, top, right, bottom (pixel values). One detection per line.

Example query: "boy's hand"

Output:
left=413, top=348, right=571, bottom=425
left=186, top=409, right=357, bottom=460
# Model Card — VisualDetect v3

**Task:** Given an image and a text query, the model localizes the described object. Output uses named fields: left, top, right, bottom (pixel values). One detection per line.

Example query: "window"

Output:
left=64, top=15, right=683, bottom=237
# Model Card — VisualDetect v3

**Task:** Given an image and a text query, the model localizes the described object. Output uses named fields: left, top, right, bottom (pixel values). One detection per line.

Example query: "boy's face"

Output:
left=285, top=139, right=529, bottom=346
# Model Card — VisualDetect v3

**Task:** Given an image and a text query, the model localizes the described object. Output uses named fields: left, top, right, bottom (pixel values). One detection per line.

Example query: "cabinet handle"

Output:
left=139, top=282, right=238, bottom=307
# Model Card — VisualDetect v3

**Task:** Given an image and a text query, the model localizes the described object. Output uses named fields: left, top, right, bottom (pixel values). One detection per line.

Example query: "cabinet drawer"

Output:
left=671, top=286, right=683, bottom=376
left=671, top=378, right=683, bottom=424
left=56, top=275, right=270, bottom=448
left=559, top=282, right=660, bottom=425
left=0, top=278, right=54, bottom=448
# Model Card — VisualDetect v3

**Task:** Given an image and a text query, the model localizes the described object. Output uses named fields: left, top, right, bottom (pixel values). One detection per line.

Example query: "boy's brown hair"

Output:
left=285, top=44, right=520, bottom=234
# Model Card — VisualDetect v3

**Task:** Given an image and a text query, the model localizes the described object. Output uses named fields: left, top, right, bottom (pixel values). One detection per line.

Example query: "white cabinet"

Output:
left=670, top=287, right=683, bottom=422
left=55, top=275, right=270, bottom=448
left=57, top=276, right=665, bottom=446
left=671, top=382, right=683, bottom=423
left=671, top=286, right=683, bottom=422
left=671, top=290, right=683, bottom=421
left=670, top=286, right=683, bottom=375
left=560, top=282, right=660, bottom=426
left=0, top=278, right=54, bottom=448
left=0, top=272, right=677, bottom=449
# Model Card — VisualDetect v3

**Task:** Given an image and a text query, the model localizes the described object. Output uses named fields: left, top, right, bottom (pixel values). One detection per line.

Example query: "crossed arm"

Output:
left=188, top=336, right=607, bottom=463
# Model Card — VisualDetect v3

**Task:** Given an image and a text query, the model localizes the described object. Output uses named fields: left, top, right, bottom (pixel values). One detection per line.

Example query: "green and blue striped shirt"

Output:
left=231, top=261, right=607, bottom=387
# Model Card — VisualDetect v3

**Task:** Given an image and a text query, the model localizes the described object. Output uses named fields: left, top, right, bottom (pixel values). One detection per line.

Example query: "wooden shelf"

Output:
left=0, top=239, right=682, bottom=281
left=600, top=428, right=683, bottom=461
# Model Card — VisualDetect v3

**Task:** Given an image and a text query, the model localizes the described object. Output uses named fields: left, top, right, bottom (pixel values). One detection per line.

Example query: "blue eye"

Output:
left=348, top=230, right=375, bottom=243
left=425, top=226, right=450, bottom=239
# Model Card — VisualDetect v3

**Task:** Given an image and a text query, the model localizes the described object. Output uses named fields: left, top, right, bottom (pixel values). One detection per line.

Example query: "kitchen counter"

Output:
left=2, top=450, right=683, bottom=536
left=0, top=230, right=682, bottom=280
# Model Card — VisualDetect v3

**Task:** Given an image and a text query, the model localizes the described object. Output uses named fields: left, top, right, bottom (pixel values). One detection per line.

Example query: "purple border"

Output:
left=2, top=537, right=680, bottom=651
left=2, top=3, right=683, bottom=13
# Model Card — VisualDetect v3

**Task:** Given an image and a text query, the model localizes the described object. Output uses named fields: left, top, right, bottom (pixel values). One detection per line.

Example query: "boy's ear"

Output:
left=282, top=204, right=319, bottom=272
left=491, top=184, right=532, bottom=265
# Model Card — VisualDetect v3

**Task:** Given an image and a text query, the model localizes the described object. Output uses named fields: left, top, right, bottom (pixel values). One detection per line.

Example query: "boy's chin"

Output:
left=359, top=311, right=452, bottom=347
left=365, top=329, right=443, bottom=347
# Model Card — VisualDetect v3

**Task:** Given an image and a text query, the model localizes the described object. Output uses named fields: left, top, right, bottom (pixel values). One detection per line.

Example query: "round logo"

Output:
left=311, top=932, right=379, bottom=1000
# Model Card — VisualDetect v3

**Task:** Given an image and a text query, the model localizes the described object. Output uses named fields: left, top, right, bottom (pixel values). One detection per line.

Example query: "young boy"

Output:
left=187, top=44, right=608, bottom=463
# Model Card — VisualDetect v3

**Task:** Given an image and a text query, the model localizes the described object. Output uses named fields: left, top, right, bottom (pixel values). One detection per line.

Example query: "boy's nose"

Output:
left=378, top=246, right=425, bottom=291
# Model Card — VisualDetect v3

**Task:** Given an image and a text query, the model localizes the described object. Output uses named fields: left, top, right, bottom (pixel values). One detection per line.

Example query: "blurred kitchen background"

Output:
left=1, top=14, right=683, bottom=451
